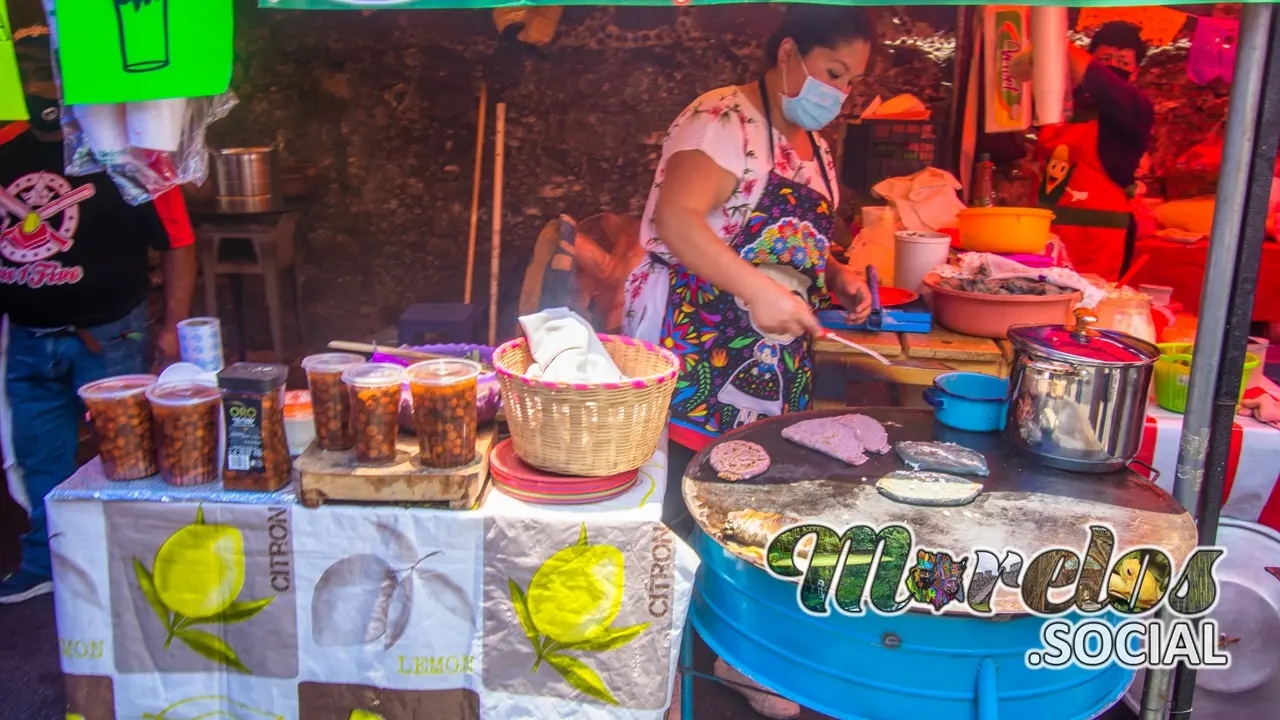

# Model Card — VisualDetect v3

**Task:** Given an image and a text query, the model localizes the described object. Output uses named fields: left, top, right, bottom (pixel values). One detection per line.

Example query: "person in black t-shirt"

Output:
left=0, top=26, right=196, bottom=603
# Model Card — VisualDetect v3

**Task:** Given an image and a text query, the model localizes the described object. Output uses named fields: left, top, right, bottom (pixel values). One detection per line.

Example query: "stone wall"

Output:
left=209, top=3, right=1226, bottom=349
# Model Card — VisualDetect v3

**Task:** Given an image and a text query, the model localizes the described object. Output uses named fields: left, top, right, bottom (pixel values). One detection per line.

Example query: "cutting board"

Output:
left=297, top=425, right=496, bottom=510
left=903, top=326, right=1004, bottom=362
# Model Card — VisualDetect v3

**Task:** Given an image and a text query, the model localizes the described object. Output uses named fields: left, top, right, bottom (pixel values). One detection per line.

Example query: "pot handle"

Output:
left=1126, top=457, right=1161, bottom=484
left=923, top=387, right=945, bottom=409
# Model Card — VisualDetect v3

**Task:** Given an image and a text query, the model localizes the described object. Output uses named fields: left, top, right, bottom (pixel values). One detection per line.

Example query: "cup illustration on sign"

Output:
left=113, top=0, right=171, bottom=73
left=507, top=524, right=650, bottom=706
left=142, top=695, right=282, bottom=719
left=311, top=522, right=475, bottom=650
left=131, top=506, right=274, bottom=674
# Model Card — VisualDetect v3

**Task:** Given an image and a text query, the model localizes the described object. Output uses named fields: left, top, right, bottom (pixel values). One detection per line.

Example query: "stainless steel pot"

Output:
left=1004, top=308, right=1161, bottom=474
left=212, top=147, right=279, bottom=213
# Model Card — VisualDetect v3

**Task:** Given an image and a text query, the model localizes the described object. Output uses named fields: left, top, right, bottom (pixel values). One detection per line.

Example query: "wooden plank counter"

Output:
left=816, top=326, right=1011, bottom=387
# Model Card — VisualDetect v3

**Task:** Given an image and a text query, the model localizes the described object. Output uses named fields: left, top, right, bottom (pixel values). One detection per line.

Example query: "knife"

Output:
left=865, top=264, right=883, bottom=332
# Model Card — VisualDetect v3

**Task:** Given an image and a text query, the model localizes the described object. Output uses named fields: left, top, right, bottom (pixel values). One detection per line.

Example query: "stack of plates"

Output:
left=489, top=439, right=638, bottom=505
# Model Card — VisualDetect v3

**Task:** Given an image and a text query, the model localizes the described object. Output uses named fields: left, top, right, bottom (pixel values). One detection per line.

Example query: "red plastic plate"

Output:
left=489, top=439, right=639, bottom=495
left=878, top=287, right=920, bottom=307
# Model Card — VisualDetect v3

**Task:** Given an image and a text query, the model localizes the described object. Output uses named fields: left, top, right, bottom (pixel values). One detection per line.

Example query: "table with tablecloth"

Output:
left=1129, top=237, right=1280, bottom=322
left=45, top=438, right=697, bottom=720
left=1136, top=404, right=1280, bottom=532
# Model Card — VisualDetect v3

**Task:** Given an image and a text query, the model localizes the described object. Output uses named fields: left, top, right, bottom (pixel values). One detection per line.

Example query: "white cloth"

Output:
left=519, top=308, right=624, bottom=383
left=872, top=167, right=967, bottom=231
left=622, top=84, right=838, bottom=344
left=934, top=252, right=1109, bottom=308
left=0, top=315, right=26, bottom=511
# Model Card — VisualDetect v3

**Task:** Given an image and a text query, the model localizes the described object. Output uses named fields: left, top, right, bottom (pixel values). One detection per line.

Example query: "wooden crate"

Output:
left=296, top=426, right=496, bottom=510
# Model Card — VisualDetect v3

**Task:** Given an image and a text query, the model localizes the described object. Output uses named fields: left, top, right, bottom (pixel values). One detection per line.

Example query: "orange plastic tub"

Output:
left=957, top=207, right=1055, bottom=253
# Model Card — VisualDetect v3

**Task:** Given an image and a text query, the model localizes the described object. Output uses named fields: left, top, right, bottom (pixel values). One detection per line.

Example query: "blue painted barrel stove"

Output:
left=686, top=528, right=1131, bottom=719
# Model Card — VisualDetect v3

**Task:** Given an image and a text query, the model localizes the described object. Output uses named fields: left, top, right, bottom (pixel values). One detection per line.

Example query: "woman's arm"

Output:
left=150, top=189, right=196, bottom=364
left=655, top=149, right=822, bottom=337
left=655, top=150, right=772, bottom=302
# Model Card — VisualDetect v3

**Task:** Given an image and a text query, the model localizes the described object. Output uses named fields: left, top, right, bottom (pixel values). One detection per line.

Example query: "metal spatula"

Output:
left=820, top=331, right=956, bottom=373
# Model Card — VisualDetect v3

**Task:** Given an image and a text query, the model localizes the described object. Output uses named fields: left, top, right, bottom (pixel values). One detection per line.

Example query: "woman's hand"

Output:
left=829, top=264, right=873, bottom=325
left=1239, top=394, right=1280, bottom=428
left=742, top=279, right=825, bottom=340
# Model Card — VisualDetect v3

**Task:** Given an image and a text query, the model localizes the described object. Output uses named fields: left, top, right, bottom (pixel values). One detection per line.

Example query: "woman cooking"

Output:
left=622, top=5, right=874, bottom=718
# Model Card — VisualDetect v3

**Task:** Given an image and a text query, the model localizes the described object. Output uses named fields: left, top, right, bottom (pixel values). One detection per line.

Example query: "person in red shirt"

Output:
left=0, top=25, right=196, bottom=603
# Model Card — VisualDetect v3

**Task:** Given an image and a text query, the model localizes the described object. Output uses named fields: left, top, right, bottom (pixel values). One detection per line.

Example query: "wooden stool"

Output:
left=195, top=211, right=303, bottom=363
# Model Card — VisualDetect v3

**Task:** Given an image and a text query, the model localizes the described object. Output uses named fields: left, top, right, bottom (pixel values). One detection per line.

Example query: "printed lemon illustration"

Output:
left=66, top=714, right=85, bottom=720
left=132, top=506, right=276, bottom=675
left=526, top=539, right=624, bottom=643
left=507, top=524, right=650, bottom=707
left=152, top=520, right=245, bottom=619
left=348, top=710, right=387, bottom=720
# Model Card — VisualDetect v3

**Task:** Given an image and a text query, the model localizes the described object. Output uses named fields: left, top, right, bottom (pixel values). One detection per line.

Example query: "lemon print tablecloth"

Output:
left=45, top=434, right=698, bottom=719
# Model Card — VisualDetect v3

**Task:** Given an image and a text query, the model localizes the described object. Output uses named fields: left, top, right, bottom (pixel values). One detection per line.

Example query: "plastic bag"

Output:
left=894, top=441, right=990, bottom=476
left=61, top=93, right=237, bottom=206
left=41, top=0, right=235, bottom=205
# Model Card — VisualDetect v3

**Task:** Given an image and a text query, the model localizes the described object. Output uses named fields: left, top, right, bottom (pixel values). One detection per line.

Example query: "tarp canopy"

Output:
left=262, top=1, right=1271, bottom=10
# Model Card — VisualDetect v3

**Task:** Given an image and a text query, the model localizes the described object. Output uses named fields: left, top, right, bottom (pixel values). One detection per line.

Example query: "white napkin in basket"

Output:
left=519, top=308, right=624, bottom=383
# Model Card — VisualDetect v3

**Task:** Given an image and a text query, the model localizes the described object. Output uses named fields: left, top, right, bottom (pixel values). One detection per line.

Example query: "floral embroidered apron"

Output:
left=656, top=77, right=834, bottom=448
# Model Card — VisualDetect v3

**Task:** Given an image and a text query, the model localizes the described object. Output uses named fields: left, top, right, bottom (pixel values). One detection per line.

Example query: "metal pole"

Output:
left=1139, top=5, right=1276, bottom=718
left=1170, top=7, right=1280, bottom=715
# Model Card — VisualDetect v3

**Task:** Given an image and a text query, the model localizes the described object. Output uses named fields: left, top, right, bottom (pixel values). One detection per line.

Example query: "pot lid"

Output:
left=1008, top=308, right=1160, bottom=366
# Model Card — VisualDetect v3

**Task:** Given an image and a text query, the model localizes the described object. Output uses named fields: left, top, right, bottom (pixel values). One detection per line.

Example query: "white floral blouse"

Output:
left=622, top=84, right=839, bottom=342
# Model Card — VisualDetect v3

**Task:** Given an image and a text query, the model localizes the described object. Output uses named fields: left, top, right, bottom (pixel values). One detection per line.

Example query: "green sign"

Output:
left=262, top=0, right=1275, bottom=9
left=0, top=2, right=26, bottom=121
left=55, top=0, right=234, bottom=104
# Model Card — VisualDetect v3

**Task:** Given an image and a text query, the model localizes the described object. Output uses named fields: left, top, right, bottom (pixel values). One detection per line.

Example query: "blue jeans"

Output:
left=6, top=305, right=148, bottom=579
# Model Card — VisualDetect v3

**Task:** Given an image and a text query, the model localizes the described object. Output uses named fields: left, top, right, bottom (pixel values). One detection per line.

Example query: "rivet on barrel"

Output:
left=881, top=632, right=901, bottom=649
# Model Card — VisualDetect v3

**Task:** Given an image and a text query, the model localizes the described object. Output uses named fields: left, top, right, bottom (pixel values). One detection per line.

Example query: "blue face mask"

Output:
left=781, top=54, right=849, bottom=131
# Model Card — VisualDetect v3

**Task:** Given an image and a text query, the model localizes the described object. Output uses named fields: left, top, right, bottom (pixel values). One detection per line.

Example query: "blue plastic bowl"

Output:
left=923, top=372, right=1010, bottom=432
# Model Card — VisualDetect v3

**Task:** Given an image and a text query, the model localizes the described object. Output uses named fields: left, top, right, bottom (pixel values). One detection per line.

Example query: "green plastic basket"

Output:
left=1154, top=342, right=1259, bottom=414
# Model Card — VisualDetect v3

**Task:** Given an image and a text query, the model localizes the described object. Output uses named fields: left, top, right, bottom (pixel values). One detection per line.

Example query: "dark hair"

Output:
left=764, top=5, right=875, bottom=68
left=1089, top=21, right=1148, bottom=65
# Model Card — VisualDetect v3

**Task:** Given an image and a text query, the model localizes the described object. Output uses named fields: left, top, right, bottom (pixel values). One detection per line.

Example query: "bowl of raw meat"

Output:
left=923, top=272, right=1081, bottom=339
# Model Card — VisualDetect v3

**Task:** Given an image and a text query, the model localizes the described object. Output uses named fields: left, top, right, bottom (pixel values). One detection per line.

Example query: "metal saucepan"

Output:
left=1005, top=307, right=1161, bottom=475
left=213, top=147, right=280, bottom=213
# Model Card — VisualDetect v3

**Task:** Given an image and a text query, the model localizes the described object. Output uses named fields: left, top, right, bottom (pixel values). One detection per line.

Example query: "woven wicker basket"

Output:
left=493, top=334, right=679, bottom=476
